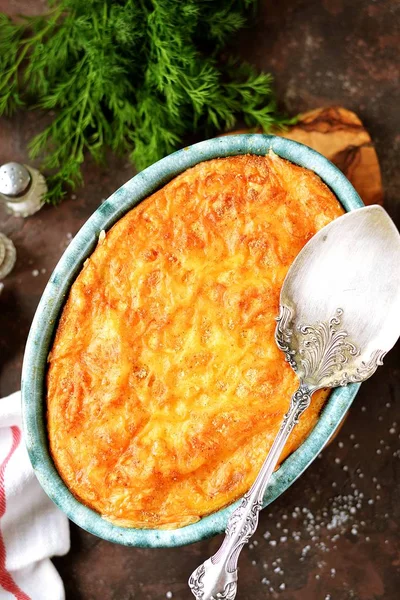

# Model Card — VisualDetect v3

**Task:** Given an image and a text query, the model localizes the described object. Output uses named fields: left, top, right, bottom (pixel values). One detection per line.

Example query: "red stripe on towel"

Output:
left=0, top=426, right=31, bottom=600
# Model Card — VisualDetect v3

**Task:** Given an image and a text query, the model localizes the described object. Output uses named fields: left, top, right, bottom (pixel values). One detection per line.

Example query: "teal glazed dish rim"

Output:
left=21, top=134, right=364, bottom=548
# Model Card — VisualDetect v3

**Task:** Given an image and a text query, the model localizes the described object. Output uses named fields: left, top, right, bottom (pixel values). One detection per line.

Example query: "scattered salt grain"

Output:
left=166, top=592, right=173, bottom=599
left=32, top=269, right=39, bottom=277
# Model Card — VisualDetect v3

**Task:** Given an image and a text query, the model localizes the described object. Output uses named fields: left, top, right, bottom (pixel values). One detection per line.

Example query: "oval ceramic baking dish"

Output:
left=22, top=134, right=364, bottom=547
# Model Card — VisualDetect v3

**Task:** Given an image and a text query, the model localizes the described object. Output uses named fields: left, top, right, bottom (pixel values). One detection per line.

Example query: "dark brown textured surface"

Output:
left=0, top=1, right=399, bottom=599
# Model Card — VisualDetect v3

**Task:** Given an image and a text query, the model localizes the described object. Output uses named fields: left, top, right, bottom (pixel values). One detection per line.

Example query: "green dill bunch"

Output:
left=0, top=0, right=292, bottom=204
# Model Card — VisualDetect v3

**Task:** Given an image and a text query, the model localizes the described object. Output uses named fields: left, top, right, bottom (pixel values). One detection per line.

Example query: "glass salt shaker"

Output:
left=0, top=162, right=47, bottom=217
left=0, top=233, right=16, bottom=280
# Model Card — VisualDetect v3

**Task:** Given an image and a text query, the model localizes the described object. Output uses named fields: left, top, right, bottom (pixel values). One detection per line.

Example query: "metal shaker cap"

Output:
left=0, top=162, right=31, bottom=197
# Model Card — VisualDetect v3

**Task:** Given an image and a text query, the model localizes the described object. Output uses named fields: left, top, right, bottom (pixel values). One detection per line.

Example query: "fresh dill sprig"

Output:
left=0, top=0, right=293, bottom=204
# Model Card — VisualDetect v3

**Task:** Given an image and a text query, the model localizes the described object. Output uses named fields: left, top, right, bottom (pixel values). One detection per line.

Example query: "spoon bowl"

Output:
left=277, top=205, right=400, bottom=391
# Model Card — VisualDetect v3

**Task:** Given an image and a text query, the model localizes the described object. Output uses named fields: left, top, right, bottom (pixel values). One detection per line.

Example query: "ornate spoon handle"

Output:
left=188, top=384, right=313, bottom=600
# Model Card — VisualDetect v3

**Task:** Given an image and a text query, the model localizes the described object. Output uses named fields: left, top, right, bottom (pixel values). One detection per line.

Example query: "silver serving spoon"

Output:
left=189, top=205, right=400, bottom=600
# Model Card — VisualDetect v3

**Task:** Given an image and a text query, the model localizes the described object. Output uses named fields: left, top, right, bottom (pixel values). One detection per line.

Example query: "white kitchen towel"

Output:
left=0, top=391, right=70, bottom=600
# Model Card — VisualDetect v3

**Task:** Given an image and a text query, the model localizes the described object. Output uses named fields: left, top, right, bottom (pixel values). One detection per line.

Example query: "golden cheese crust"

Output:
left=47, top=153, right=344, bottom=529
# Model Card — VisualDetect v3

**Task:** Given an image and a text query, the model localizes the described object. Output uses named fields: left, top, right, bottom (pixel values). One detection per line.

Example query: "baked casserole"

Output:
left=47, top=152, right=344, bottom=529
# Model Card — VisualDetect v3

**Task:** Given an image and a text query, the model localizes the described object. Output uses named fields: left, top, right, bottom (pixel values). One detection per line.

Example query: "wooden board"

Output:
left=280, top=106, right=383, bottom=206
left=229, top=106, right=384, bottom=206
